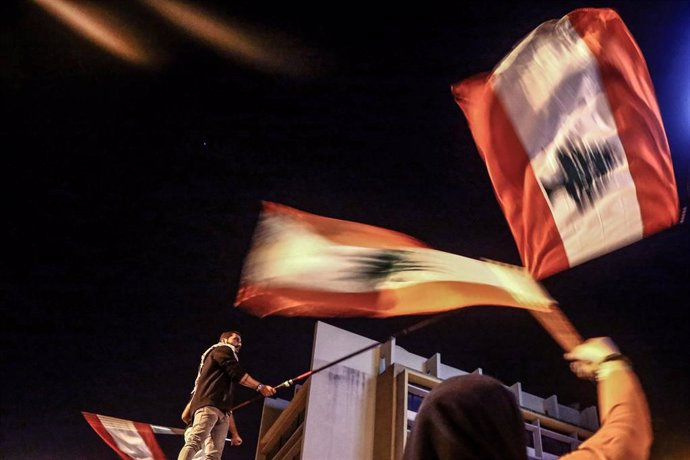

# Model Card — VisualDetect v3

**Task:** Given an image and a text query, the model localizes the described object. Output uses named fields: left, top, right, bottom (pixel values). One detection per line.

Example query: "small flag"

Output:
left=82, top=412, right=167, bottom=460
left=235, top=202, right=555, bottom=318
left=452, top=8, right=679, bottom=279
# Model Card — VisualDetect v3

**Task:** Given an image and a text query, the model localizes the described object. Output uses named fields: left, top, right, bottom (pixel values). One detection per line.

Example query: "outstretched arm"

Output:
left=562, top=337, right=652, bottom=460
left=214, top=347, right=276, bottom=397
left=239, top=373, right=276, bottom=397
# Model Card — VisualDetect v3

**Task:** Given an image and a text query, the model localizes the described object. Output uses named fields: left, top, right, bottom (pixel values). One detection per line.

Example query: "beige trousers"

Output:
left=178, top=406, right=229, bottom=460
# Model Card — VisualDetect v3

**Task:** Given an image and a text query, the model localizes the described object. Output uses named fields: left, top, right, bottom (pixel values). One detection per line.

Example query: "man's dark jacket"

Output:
left=189, top=346, right=246, bottom=416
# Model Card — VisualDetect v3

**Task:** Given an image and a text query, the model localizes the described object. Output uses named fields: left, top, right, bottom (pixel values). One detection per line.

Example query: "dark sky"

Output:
left=4, top=1, right=689, bottom=459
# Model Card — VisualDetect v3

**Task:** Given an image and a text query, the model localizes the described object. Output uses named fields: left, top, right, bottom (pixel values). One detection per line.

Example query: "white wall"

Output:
left=301, top=322, right=379, bottom=460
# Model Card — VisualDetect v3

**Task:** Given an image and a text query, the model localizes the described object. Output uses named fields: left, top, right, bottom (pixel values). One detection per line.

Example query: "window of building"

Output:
left=541, top=435, right=573, bottom=456
left=407, top=392, right=424, bottom=412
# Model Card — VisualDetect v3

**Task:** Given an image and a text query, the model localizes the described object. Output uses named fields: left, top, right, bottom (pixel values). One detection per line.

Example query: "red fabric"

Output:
left=451, top=76, right=569, bottom=280
left=133, top=421, right=166, bottom=460
left=238, top=280, right=533, bottom=318
left=82, top=412, right=166, bottom=460
left=568, top=8, right=679, bottom=237
left=262, top=201, right=429, bottom=249
left=452, top=8, right=678, bottom=280
left=82, top=412, right=132, bottom=460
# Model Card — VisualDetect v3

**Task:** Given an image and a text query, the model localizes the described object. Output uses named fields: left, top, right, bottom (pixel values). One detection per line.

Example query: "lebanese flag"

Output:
left=452, top=8, right=679, bottom=280
left=82, top=412, right=167, bottom=460
left=235, top=202, right=555, bottom=318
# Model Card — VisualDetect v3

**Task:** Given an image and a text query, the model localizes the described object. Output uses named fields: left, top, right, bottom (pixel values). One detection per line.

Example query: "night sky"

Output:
left=5, top=1, right=690, bottom=459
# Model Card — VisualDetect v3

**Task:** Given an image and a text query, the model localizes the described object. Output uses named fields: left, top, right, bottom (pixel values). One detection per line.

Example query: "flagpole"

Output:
left=231, top=305, right=584, bottom=412
left=230, top=309, right=466, bottom=412
left=529, top=306, right=583, bottom=351
left=476, top=258, right=583, bottom=351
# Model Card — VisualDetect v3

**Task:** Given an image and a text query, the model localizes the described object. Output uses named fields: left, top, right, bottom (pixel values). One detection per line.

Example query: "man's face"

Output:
left=227, top=333, right=242, bottom=351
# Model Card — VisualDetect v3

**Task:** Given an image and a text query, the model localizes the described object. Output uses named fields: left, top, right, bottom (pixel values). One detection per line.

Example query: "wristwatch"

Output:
left=256, top=383, right=264, bottom=392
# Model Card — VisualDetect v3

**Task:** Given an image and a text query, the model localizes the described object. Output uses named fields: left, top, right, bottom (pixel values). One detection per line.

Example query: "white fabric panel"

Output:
left=492, top=15, right=643, bottom=266
left=97, top=415, right=156, bottom=460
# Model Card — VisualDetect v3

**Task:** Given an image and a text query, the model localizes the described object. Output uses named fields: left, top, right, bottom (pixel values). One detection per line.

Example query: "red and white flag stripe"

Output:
left=82, top=412, right=167, bottom=460
left=452, top=8, right=679, bottom=279
left=235, top=202, right=555, bottom=318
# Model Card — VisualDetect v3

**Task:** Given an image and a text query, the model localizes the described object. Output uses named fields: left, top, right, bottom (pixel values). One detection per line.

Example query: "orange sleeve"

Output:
left=561, top=364, right=652, bottom=459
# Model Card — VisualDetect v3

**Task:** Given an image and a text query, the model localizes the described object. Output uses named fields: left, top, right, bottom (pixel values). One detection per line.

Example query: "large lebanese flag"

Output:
left=235, top=202, right=555, bottom=318
left=82, top=412, right=167, bottom=460
left=452, top=8, right=679, bottom=280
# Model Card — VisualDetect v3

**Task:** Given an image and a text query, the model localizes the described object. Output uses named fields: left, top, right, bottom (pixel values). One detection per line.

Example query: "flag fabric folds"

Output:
left=452, top=8, right=679, bottom=280
left=82, top=412, right=168, bottom=460
left=82, top=411, right=228, bottom=459
left=235, top=202, right=555, bottom=318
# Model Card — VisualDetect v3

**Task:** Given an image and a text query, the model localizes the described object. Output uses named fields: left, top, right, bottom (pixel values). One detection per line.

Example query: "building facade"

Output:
left=255, top=322, right=598, bottom=460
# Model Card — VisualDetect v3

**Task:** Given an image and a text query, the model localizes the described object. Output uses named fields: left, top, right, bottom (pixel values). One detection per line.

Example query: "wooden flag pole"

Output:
left=530, top=307, right=583, bottom=351
left=230, top=304, right=583, bottom=412
left=478, top=258, right=584, bottom=352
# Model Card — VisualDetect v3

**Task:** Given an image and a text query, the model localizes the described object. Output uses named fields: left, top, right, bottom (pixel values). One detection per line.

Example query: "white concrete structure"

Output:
left=255, top=321, right=598, bottom=460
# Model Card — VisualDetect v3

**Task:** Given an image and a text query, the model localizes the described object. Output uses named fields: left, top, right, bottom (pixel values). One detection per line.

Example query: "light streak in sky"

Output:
left=140, top=0, right=317, bottom=77
left=32, top=0, right=153, bottom=66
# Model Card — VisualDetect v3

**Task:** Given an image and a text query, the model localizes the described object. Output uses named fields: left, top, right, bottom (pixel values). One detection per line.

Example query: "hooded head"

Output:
left=404, top=374, right=527, bottom=460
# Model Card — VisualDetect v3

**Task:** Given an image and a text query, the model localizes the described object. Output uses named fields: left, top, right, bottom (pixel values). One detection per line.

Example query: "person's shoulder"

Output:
left=212, top=346, right=236, bottom=358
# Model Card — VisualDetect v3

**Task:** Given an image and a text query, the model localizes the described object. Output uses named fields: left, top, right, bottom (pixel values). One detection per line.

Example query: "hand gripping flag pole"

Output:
left=230, top=310, right=469, bottom=412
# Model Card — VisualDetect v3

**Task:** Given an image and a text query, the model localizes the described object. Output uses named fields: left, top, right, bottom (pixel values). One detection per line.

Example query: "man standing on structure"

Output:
left=178, top=330, right=276, bottom=460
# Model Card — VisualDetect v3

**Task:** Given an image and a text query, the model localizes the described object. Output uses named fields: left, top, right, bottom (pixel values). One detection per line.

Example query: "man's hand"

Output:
left=227, top=413, right=242, bottom=447
left=564, top=337, right=620, bottom=380
left=257, top=384, right=277, bottom=397
left=241, top=374, right=278, bottom=397
left=181, top=401, right=192, bottom=425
